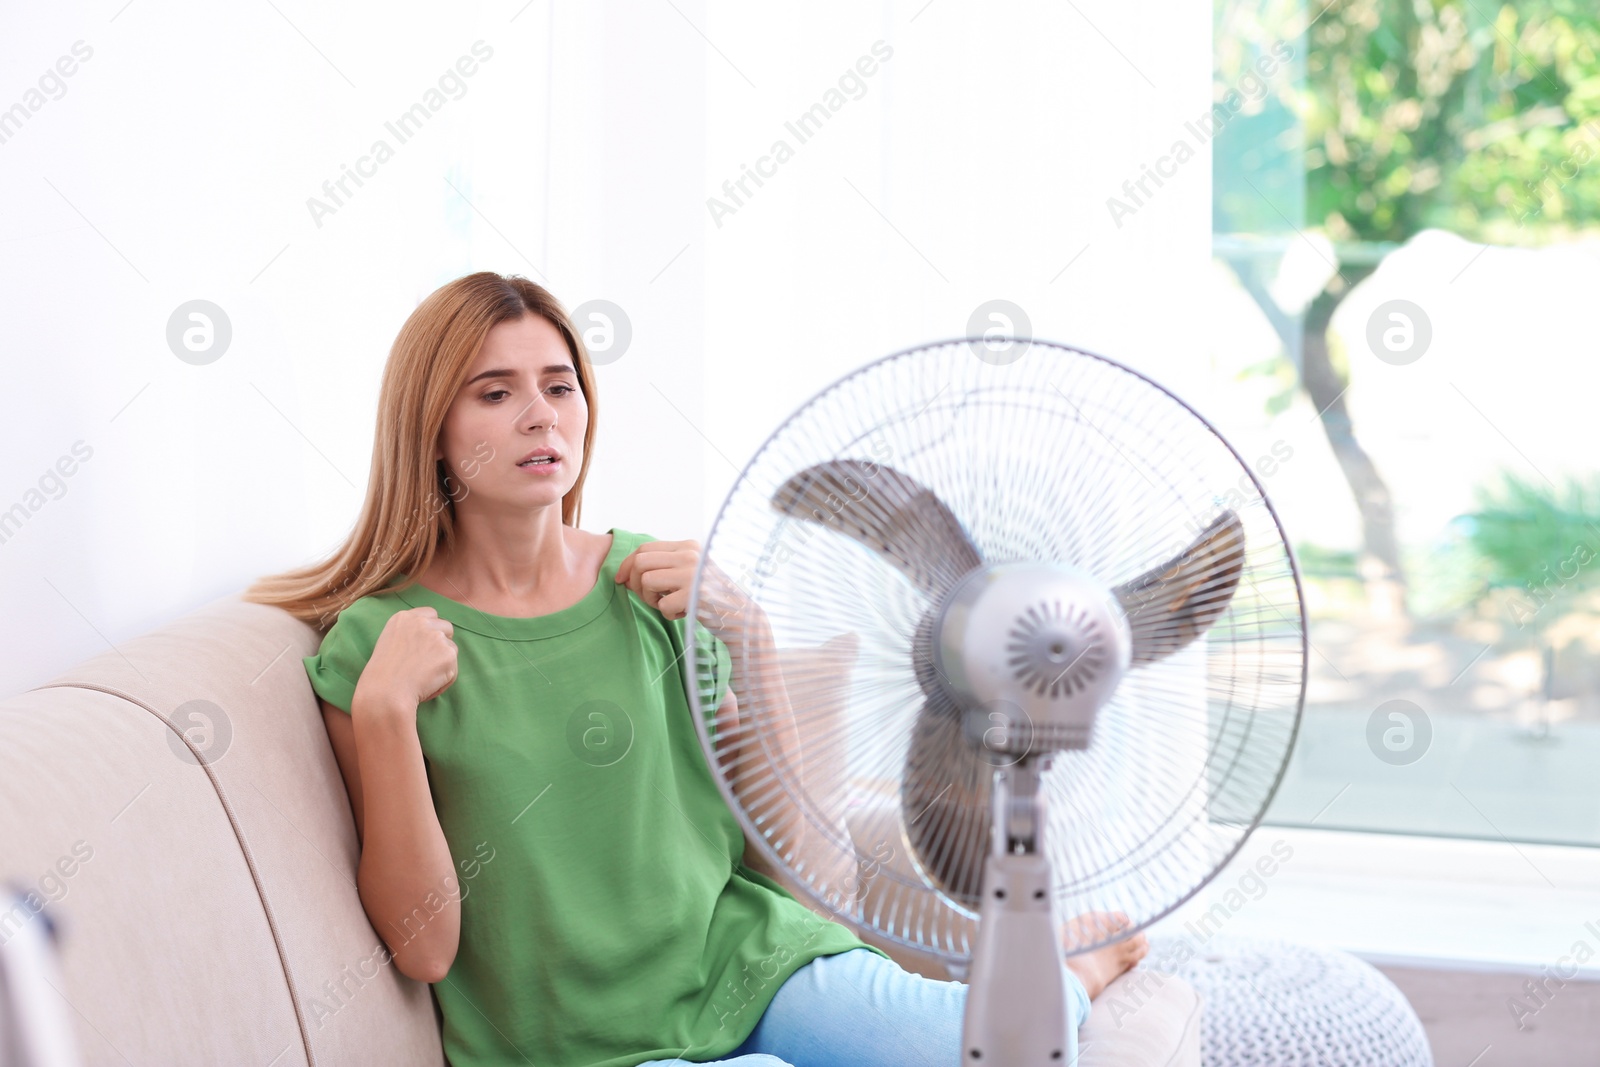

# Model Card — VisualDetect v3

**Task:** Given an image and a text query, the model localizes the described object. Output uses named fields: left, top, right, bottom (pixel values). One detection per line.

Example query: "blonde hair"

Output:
left=243, top=272, right=599, bottom=629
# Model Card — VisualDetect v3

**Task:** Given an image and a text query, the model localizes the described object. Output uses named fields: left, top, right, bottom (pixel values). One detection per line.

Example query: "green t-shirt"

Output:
left=302, top=526, right=882, bottom=1067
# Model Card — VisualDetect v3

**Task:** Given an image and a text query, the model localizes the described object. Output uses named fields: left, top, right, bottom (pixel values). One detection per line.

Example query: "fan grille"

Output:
left=685, top=338, right=1306, bottom=964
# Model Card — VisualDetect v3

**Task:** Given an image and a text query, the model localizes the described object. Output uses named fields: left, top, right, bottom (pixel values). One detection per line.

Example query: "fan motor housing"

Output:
left=933, top=563, right=1132, bottom=755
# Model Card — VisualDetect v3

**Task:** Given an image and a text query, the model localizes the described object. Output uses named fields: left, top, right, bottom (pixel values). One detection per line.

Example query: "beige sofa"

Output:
left=0, top=593, right=1199, bottom=1066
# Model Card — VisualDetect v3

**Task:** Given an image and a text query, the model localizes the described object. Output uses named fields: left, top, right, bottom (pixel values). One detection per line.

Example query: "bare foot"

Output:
left=1060, top=911, right=1148, bottom=1000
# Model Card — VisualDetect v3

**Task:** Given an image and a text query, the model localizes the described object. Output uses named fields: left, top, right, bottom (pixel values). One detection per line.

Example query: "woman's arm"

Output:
left=342, top=690, right=461, bottom=983
left=718, top=619, right=854, bottom=905
left=319, top=607, right=464, bottom=985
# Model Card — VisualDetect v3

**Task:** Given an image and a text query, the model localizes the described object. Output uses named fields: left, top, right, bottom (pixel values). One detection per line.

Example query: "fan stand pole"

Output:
left=959, top=758, right=1072, bottom=1065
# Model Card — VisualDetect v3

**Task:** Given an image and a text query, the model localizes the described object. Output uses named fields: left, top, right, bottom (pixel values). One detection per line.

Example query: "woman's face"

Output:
left=434, top=313, right=588, bottom=516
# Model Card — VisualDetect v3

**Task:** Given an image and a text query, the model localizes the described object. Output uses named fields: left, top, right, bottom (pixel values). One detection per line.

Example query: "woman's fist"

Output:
left=354, top=606, right=459, bottom=714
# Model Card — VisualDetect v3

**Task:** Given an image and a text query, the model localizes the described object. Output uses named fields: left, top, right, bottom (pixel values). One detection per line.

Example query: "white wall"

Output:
left=0, top=0, right=1211, bottom=696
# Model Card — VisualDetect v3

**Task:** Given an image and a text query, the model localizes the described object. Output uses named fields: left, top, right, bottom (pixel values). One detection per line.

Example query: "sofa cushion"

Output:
left=16, top=594, right=443, bottom=1066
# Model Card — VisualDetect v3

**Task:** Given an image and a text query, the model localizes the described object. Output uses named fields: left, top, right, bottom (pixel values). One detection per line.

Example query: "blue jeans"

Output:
left=638, top=946, right=1091, bottom=1067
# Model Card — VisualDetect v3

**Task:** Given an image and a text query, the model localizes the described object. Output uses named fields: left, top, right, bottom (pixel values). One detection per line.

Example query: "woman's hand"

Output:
left=615, top=539, right=763, bottom=638
left=353, top=606, right=459, bottom=715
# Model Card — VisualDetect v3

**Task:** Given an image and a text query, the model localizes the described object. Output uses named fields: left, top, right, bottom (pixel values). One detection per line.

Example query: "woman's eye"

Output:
left=483, top=384, right=572, bottom=402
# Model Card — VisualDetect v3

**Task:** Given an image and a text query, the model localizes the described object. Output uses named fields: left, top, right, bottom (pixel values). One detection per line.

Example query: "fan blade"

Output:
left=769, top=463, right=987, bottom=904
left=898, top=512, right=1248, bottom=905
left=901, top=687, right=991, bottom=911
left=770, top=459, right=983, bottom=599
left=898, top=607, right=993, bottom=909
left=1114, top=510, right=1246, bottom=666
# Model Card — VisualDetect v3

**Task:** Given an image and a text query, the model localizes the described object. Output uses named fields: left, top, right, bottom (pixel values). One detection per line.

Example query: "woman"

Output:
left=245, top=272, right=1147, bottom=1067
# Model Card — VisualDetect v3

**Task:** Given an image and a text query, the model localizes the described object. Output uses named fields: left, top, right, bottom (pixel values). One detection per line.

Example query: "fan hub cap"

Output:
left=935, top=562, right=1132, bottom=754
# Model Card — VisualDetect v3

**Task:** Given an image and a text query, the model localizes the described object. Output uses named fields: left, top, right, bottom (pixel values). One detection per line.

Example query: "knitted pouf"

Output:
left=1144, top=934, right=1433, bottom=1067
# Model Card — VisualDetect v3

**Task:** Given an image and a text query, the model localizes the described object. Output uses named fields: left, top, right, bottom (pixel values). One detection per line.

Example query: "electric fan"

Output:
left=686, top=338, right=1306, bottom=1064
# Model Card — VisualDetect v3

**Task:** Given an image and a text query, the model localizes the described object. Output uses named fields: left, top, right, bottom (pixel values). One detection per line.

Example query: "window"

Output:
left=1212, top=0, right=1600, bottom=847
